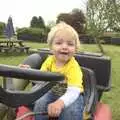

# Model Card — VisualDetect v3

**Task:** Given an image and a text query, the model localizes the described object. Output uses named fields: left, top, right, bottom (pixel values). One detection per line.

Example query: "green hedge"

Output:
left=17, top=27, right=48, bottom=42
left=0, top=22, right=5, bottom=35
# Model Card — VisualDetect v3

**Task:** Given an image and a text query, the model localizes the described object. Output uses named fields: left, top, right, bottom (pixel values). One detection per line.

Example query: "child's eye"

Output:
left=55, top=42, right=62, bottom=45
left=68, top=42, right=75, bottom=46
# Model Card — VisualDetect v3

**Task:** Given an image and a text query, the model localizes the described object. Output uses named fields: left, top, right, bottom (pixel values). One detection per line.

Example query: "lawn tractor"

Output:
left=0, top=49, right=112, bottom=120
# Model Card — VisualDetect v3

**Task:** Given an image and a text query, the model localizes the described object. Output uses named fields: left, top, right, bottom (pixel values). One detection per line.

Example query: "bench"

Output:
left=16, top=46, right=30, bottom=53
left=0, top=47, right=10, bottom=53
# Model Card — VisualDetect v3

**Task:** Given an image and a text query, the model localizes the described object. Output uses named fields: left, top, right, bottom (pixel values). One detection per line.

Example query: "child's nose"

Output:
left=62, top=43, right=68, bottom=49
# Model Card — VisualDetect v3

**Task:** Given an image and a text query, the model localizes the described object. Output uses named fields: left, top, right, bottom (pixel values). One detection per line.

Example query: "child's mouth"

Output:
left=60, top=52, right=68, bottom=55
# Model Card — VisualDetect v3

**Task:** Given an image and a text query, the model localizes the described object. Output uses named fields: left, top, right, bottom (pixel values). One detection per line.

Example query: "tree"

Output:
left=56, top=8, right=86, bottom=34
left=86, top=0, right=120, bottom=53
left=30, top=16, right=45, bottom=28
left=106, top=0, right=120, bottom=32
left=87, top=0, right=109, bottom=53
left=0, top=22, right=5, bottom=35
left=30, top=16, right=38, bottom=28
left=56, top=13, right=72, bottom=25
left=71, top=8, right=86, bottom=34
left=38, top=16, right=45, bottom=28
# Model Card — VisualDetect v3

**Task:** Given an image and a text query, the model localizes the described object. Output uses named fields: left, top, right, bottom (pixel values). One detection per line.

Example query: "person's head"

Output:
left=47, top=22, right=80, bottom=64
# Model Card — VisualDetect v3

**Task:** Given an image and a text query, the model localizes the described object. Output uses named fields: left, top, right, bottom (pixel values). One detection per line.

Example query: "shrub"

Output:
left=17, top=27, right=47, bottom=42
left=0, top=22, right=5, bottom=35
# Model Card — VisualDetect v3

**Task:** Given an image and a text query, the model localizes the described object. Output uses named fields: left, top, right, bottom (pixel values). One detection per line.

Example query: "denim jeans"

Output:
left=34, top=90, right=84, bottom=120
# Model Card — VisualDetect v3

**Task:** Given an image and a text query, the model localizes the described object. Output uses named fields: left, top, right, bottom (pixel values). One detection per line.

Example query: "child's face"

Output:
left=51, top=30, right=76, bottom=64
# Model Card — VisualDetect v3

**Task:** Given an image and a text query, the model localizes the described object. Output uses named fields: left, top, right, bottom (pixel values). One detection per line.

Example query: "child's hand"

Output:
left=19, top=64, right=31, bottom=69
left=48, top=99, right=64, bottom=117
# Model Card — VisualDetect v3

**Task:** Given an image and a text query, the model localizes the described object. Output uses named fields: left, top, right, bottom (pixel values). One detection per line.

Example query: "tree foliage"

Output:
left=86, top=0, right=120, bottom=53
left=30, top=16, right=38, bottom=28
left=38, top=16, right=45, bottom=28
left=87, top=0, right=120, bottom=34
left=56, top=8, right=86, bottom=34
left=108, top=0, right=120, bottom=32
left=0, top=22, right=5, bottom=35
left=30, top=16, right=45, bottom=28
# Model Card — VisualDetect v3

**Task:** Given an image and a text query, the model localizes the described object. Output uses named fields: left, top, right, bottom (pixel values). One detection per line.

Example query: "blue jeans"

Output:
left=33, top=90, right=84, bottom=120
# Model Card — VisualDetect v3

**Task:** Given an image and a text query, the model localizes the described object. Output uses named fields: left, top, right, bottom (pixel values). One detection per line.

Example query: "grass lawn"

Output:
left=0, top=40, right=120, bottom=120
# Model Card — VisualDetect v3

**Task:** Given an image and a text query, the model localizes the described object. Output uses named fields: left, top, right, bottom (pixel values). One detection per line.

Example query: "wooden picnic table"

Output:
left=0, top=40, right=30, bottom=53
left=0, top=40, right=24, bottom=47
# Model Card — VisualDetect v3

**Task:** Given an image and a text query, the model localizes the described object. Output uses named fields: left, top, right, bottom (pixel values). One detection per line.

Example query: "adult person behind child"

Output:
left=33, top=22, right=84, bottom=120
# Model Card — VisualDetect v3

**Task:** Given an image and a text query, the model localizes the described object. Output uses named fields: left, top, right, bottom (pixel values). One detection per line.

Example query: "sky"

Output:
left=0, top=0, right=87, bottom=28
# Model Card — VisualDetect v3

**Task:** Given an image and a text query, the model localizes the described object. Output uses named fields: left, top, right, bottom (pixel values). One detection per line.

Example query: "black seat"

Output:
left=81, top=67, right=97, bottom=116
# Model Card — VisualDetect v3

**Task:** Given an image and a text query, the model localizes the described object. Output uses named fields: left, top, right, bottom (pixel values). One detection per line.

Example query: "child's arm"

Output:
left=59, top=86, right=80, bottom=107
left=48, top=86, right=80, bottom=117
left=48, top=99, right=64, bottom=117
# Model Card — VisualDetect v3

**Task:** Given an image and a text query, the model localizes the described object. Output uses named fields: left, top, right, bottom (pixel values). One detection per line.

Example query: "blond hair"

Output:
left=47, top=22, right=80, bottom=51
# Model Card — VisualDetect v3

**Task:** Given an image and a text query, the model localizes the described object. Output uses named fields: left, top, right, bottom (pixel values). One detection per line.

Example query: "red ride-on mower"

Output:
left=0, top=49, right=112, bottom=120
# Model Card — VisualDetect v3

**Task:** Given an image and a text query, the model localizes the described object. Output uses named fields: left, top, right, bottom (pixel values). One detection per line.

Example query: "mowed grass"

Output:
left=0, top=40, right=120, bottom=120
